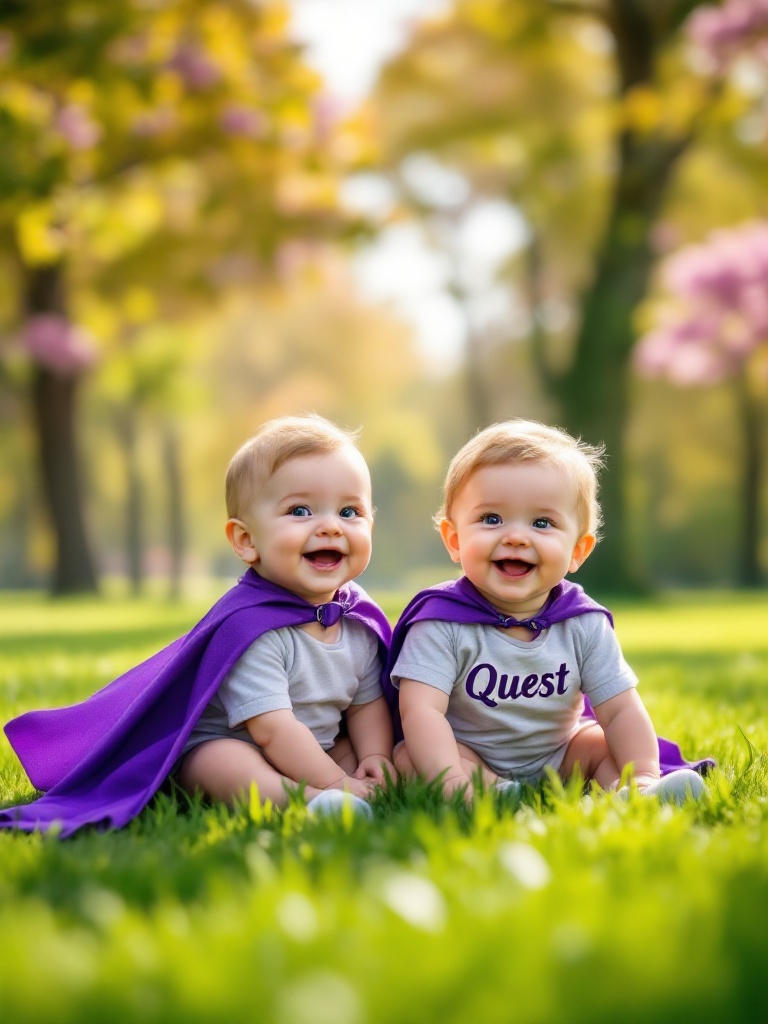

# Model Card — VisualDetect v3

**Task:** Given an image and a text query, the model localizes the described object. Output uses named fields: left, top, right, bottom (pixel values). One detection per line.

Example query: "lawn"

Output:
left=0, top=586, right=766, bottom=1024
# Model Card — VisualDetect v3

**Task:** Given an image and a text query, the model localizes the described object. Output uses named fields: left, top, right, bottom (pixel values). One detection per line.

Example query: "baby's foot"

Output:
left=640, top=769, right=706, bottom=804
left=495, top=779, right=522, bottom=797
left=307, top=790, right=373, bottom=819
left=618, top=768, right=706, bottom=805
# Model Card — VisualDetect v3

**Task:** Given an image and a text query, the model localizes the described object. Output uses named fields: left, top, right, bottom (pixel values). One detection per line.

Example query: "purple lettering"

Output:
left=556, top=663, right=570, bottom=694
left=538, top=672, right=555, bottom=697
left=522, top=674, right=540, bottom=698
left=466, top=663, right=498, bottom=707
left=498, top=673, right=521, bottom=700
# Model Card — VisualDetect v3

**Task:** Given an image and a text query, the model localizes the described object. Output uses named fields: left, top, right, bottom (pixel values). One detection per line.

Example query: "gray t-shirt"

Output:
left=391, top=613, right=637, bottom=779
left=183, top=618, right=383, bottom=756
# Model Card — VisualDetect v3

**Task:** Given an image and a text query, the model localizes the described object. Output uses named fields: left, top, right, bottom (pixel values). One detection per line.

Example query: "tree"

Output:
left=0, top=0, right=350, bottom=592
left=372, top=0, right=768, bottom=590
left=635, top=220, right=768, bottom=586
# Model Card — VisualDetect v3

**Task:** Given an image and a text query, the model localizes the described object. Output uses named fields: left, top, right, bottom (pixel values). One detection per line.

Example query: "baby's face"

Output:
left=440, top=460, right=594, bottom=619
left=235, top=448, right=373, bottom=605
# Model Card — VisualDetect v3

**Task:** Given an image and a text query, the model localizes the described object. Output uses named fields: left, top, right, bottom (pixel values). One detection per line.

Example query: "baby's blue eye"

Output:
left=532, top=517, right=552, bottom=529
left=480, top=513, right=503, bottom=526
left=340, top=507, right=359, bottom=519
left=290, top=505, right=312, bottom=517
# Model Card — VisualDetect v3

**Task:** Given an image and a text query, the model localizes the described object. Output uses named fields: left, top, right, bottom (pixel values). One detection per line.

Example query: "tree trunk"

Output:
left=25, top=263, right=98, bottom=594
left=736, top=368, right=764, bottom=588
left=464, top=321, right=490, bottom=436
left=551, top=3, right=690, bottom=593
left=163, top=421, right=184, bottom=600
left=556, top=195, right=659, bottom=592
left=116, top=406, right=143, bottom=595
left=31, top=365, right=99, bottom=594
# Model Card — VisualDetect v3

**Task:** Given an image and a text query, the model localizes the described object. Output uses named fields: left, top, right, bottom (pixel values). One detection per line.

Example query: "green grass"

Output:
left=1, top=587, right=767, bottom=1023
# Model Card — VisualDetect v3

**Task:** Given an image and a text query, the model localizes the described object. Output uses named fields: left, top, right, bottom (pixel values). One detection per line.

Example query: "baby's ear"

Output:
left=439, top=518, right=462, bottom=564
left=226, top=519, right=258, bottom=565
left=568, top=533, right=596, bottom=574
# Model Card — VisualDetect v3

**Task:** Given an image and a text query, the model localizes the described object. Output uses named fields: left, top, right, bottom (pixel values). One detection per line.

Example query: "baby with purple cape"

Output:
left=1, top=415, right=394, bottom=836
left=386, top=420, right=713, bottom=803
left=2, top=415, right=712, bottom=837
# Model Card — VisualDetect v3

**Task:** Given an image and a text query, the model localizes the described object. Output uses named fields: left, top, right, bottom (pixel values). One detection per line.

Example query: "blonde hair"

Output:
left=226, top=414, right=365, bottom=519
left=437, top=419, right=605, bottom=539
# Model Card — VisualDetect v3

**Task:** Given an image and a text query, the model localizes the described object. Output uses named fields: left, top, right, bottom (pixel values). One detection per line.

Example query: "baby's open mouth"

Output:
left=304, top=550, right=343, bottom=569
left=495, top=559, right=534, bottom=578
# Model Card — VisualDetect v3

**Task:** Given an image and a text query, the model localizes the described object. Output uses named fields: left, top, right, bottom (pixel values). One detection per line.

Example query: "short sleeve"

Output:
left=390, top=620, right=459, bottom=695
left=217, top=631, right=293, bottom=726
left=349, top=626, right=385, bottom=705
left=577, top=614, right=638, bottom=707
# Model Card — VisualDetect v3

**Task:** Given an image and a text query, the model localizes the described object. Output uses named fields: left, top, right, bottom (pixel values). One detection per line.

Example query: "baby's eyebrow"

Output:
left=281, top=491, right=371, bottom=508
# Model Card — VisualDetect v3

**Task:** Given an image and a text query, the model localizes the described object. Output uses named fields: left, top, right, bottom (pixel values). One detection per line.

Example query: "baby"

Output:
left=1, top=415, right=393, bottom=835
left=388, top=420, right=708, bottom=803
left=178, top=415, right=395, bottom=814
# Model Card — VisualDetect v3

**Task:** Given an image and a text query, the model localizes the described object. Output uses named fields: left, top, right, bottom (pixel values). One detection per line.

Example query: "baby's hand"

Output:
left=326, top=774, right=374, bottom=800
left=353, top=754, right=396, bottom=786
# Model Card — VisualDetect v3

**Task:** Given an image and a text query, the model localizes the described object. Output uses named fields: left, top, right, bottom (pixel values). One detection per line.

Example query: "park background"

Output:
left=2, top=5, right=768, bottom=1023
left=1, top=0, right=767, bottom=600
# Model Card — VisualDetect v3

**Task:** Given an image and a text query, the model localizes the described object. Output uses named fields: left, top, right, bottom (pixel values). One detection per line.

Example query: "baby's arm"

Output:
left=399, top=679, right=472, bottom=797
left=346, top=697, right=395, bottom=784
left=594, top=688, right=660, bottom=789
left=246, top=710, right=372, bottom=797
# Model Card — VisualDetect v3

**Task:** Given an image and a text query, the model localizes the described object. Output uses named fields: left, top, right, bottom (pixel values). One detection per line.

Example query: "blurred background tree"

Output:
left=0, top=0, right=766, bottom=596
left=0, top=0, right=360, bottom=593
left=370, top=0, right=768, bottom=590
left=636, top=220, right=768, bottom=587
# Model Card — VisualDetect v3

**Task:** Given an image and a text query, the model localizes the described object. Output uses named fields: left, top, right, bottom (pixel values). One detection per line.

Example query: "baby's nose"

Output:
left=316, top=513, right=342, bottom=534
left=501, top=524, right=530, bottom=545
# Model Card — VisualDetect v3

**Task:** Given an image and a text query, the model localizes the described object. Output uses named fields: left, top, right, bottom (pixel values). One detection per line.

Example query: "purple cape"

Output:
left=1, top=570, right=391, bottom=837
left=383, top=576, right=714, bottom=777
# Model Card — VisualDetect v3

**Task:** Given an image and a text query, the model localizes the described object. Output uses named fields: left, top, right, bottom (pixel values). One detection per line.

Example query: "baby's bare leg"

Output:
left=178, top=738, right=323, bottom=808
left=455, top=742, right=500, bottom=787
left=560, top=720, right=620, bottom=789
left=393, top=739, right=498, bottom=787
left=392, top=740, right=413, bottom=778
left=327, top=734, right=358, bottom=775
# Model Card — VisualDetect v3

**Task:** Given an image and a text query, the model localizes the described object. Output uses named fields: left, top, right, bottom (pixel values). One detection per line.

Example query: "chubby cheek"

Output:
left=356, top=533, right=374, bottom=563
left=453, top=537, right=487, bottom=569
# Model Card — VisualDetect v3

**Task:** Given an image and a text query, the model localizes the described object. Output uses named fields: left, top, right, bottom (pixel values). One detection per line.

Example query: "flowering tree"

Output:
left=373, top=0, right=768, bottom=591
left=0, top=1, right=351, bottom=592
left=635, top=221, right=768, bottom=586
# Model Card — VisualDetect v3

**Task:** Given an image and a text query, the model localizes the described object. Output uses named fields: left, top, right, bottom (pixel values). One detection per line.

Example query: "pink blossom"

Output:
left=633, top=330, right=676, bottom=377
left=740, top=283, right=768, bottom=338
left=167, top=45, right=220, bottom=90
left=663, top=236, right=749, bottom=307
left=686, top=0, right=768, bottom=70
left=219, top=104, right=268, bottom=139
left=635, top=220, right=768, bottom=386
left=54, top=104, right=101, bottom=150
left=24, top=315, right=98, bottom=376
left=312, top=96, right=345, bottom=144
left=666, top=345, right=735, bottom=386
